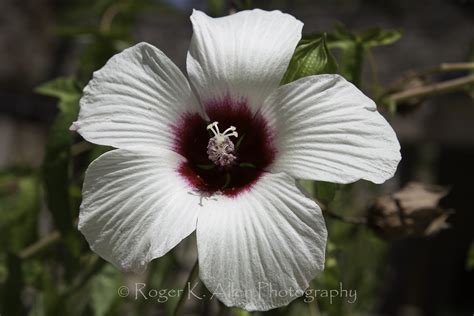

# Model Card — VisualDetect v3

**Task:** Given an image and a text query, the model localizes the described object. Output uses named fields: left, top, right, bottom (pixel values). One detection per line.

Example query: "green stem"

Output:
left=351, top=43, right=365, bottom=88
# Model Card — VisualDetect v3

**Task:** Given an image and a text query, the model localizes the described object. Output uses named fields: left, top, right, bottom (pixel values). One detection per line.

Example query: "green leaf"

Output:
left=332, top=22, right=357, bottom=42
left=90, top=265, right=122, bottom=316
left=361, top=27, right=402, bottom=48
left=43, top=110, right=77, bottom=235
left=0, top=174, right=40, bottom=252
left=40, top=266, right=66, bottom=315
left=207, top=0, right=225, bottom=17
left=308, top=23, right=363, bottom=85
left=39, top=79, right=80, bottom=235
left=197, top=163, right=216, bottom=170
left=239, top=162, right=256, bottom=168
left=321, top=23, right=401, bottom=87
left=89, top=144, right=113, bottom=162
left=323, top=22, right=357, bottom=50
left=314, top=181, right=338, bottom=205
left=281, top=33, right=338, bottom=84
left=61, top=256, right=106, bottom=315
left=297, top=179, right=314, bottom=197
left=37, top=77, right=82, bottom=263
left=339, top=42, right=365, bottom=87
left=327, top=23, right=401, bottom=49
left=35, top=78, right=82, bottom=112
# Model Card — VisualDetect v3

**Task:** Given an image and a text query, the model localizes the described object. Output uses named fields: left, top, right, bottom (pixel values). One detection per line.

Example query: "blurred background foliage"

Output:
left=0, top=0, right=473, bottom=315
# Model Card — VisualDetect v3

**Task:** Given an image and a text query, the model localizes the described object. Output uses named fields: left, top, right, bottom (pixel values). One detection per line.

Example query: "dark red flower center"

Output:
left=173, top=97, right=276, bottom=197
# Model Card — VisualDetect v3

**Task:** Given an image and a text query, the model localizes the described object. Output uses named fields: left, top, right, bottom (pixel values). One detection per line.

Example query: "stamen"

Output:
left=206, top=121, right=238, bottom=167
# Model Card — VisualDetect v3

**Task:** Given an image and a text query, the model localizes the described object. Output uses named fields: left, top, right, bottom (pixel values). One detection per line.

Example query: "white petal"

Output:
left=79, top=149, right=201, bottom=273
left=73, top=42, right=203, bottom=151
left=187, top=9, right=302, bottom=113
left=262, top=74, right=401, bottom=184
left=196, top=173, right=327, bottom=311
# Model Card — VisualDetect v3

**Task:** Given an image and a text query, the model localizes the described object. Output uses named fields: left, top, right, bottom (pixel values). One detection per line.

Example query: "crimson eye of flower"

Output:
left=174, top=97, right=276, bottom=197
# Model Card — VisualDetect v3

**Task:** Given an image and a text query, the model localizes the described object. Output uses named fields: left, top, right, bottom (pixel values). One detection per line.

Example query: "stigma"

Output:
left=206, top=121, right=238, bottom=167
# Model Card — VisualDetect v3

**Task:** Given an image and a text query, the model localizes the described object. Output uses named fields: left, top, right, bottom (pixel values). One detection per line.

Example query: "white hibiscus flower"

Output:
left=71, top=9, right=401, bottom=311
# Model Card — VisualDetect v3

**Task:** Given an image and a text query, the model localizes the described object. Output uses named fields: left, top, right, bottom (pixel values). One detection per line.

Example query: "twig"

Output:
left=389, top=62, right=474, bottom=90
left=18, top=230, right=61, bottom=259
left=18, top=218, right=79, bottom=259
left=173, top=259, right=199, bottom=316
left=436, top=62, right=474, bottom=72
left=385, top=74, right=474, bottom=104
left=99, top=3, right=122, bottom=33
